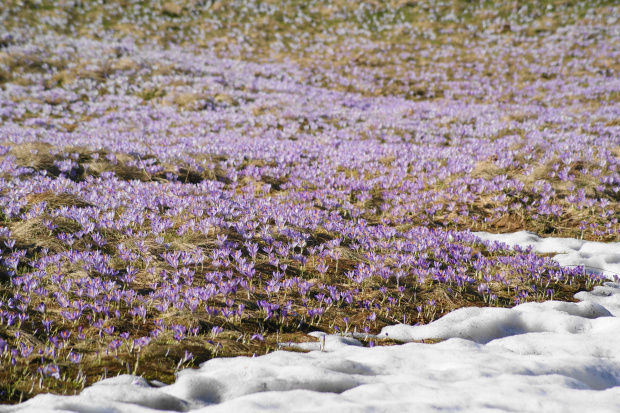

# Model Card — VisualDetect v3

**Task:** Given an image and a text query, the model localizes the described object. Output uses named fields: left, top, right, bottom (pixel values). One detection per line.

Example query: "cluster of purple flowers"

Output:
left=0, top=0, right=618, bottom=401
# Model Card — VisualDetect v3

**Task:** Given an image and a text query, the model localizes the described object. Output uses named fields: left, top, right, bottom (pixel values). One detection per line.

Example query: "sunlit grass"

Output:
left=0, top=0, right=618, bottom=405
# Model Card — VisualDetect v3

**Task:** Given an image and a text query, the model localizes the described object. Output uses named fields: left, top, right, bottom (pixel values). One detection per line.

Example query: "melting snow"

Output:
left=3, top=231, right=620, bottom=413
left=473, top=230, right=620, bottom=280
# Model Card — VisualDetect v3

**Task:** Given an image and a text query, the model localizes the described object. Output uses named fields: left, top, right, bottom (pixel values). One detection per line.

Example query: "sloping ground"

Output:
left=0, top=0, right=618, bottom=405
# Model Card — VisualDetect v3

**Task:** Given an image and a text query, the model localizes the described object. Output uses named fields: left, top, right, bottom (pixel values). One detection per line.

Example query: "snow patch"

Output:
left=473, top=230, right=620, bottom=280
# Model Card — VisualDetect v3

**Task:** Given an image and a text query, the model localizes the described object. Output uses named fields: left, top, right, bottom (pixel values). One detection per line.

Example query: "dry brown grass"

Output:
left=0, top=0, right=617, bottom=404
left=0, top=194, right=585, bottom=402
left=162, top=2, right=183, bottom=17
left=0, top=137, right=608, bottom=403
